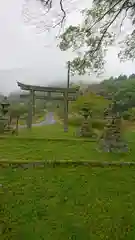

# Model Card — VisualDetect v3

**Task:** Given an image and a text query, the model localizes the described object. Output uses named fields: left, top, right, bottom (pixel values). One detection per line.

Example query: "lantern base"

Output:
left=76, top=120, right=97, bottom=138
left=98, top=137, right=129, bottom=153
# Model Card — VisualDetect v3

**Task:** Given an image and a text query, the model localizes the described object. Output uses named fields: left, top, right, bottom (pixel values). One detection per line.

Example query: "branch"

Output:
left=40, top=0, right=66, bottom=27
left=60, top=0, right=66, bottom=21
left=40, top=0, right=52, bottom=9
left=86, top=0, right=124, bottom=32
left=53, top=0, right=66, bottom=28
left=119, top=7, right=128, bottom=33
left=94, top=0, right=128, bottom=53
left=127, top=2, right=135, bottom=8
left=76, top=0, right=129, bottom=73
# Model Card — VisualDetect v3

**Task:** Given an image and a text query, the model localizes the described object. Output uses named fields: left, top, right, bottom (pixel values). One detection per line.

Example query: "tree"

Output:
left=116, top=74, right=127, bottom=81
left=71, top=92, right=110, bottom=116
left=33, top=0, right=135, bottom=74
left=129, top=73, right=135, bottom=79
left=57, top=0, right=135, bottom=75
left=9, top=104, right=28, bottom=119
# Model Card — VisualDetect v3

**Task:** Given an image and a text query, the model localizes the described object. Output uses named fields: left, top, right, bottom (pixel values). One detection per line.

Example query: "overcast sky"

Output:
left=0, top=0, right=135, bottom=95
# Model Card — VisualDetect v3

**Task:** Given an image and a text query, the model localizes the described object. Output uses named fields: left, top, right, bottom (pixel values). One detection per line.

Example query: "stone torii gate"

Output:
left=17, top=81, right=79, bottom=132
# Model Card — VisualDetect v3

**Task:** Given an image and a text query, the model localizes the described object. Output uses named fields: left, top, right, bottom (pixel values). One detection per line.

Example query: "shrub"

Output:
left=68, top=116, right=83, bottom=126
left=68, top=116, right=105, bottom=130
left=92, top=119, right=105, bottom=130
left=122, top=111, right=131, bottom=120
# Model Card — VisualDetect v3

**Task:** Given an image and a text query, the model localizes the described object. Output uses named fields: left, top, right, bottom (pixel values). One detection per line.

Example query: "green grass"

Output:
left=18, top=124, right=76, bottom=139
left=0, top=136, right=132, bottom=162
left=0, top=123, right=134, bottom=162
left=1, top=124, right=135, bottom=239
left=1, top=167, right=135, bottom=239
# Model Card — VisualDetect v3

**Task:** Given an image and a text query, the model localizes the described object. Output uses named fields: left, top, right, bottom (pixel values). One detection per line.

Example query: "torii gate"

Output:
left=17, top=81, right=79, bottom=132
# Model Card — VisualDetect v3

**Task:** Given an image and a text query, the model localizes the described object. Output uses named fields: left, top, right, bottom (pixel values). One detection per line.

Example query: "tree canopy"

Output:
left=71, top=92, right=110, bottom=116
left=38, top=0, right=135, bottom=75
left=87, top=73, right=135, bottom=112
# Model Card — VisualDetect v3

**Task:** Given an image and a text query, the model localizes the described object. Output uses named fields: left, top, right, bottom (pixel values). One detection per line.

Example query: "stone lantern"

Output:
left=79, top=103, right=95, bottom=137
left=81, top=104, right=92, bottom=120
left=99, top=100, right=128, bottom=152
left=0, top=97, right=10, bottom=133
left=1, top=97, right=10, bottom=116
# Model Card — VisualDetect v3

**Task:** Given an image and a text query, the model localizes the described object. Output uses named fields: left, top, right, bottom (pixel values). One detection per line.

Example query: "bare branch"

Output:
left=40, top=0, right=52, bottom=9
left=119, top=7, right=128, bottom=33
left=39, top=0, right=66, bottom=27
left=60, top=0, right=66, bottom=25
left=52, top=0, right=66, bottom=28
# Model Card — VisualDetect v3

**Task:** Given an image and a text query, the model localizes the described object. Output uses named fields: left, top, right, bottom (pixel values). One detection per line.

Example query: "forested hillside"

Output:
left=87, top=74, right=135, bottom=112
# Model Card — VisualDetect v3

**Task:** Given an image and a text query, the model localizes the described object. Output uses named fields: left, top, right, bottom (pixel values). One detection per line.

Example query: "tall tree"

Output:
left=37, top=0, right=135, bottom=74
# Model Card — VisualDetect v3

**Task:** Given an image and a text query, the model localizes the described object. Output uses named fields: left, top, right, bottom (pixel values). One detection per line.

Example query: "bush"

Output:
left=68, top=116, right=83, bottom=126
left=68, top=116, right=105, bottom=130
left=92, top=119, right=105, bottom=130
left=122, top=111, right=131, bottom=120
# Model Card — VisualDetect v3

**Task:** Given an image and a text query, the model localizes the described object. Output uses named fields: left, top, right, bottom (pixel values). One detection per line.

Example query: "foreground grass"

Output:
left=1, top=167, right=135, bottom=239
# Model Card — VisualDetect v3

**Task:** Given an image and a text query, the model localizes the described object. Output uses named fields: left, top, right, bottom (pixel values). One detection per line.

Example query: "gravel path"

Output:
left=19, top=112, right=56, bottom=129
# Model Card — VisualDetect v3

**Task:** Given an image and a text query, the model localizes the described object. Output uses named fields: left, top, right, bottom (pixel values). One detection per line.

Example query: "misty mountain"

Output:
left=0, top=67, right=101, bottom=95
left=0, top=68, right=67, bottom=95
left=0, top=68, right=73, bottom=95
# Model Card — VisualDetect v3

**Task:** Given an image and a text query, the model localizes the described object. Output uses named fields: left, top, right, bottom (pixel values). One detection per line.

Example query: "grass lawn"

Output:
left=1, top=167, right=135, bottom=239
left=0, top=135, right=133, bottom=162
left=0, top=123, right=134, bottom=162
left=18, top=124, right=76, bottom=139
left=1, top=124, right=135, bottom=239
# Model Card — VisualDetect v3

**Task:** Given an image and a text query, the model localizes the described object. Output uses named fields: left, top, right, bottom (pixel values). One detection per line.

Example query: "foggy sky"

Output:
left=0, top=0, right=135, bottom=95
